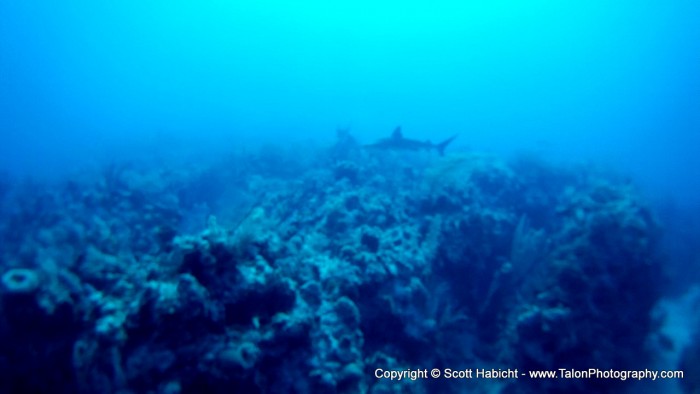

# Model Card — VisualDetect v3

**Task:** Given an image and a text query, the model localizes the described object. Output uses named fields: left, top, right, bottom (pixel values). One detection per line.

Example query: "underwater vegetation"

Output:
left=0, top=136, right=673, bottom=393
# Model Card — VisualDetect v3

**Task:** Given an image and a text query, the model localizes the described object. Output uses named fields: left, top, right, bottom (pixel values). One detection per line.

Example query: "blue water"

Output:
left=2, top=1, right=699, bottom=196
left=1, top=1, right=699, bottom=393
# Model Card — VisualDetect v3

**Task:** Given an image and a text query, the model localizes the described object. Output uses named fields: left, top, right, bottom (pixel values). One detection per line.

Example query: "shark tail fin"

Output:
left=436, top=135, right=457, bottom=156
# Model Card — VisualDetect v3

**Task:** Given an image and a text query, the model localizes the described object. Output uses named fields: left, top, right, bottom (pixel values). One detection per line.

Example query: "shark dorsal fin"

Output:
left=391, top=126, right=403, bottom=139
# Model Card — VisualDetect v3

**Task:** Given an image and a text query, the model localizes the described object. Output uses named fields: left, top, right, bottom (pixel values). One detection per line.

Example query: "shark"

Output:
left=365, top=127, right=457, bottom=156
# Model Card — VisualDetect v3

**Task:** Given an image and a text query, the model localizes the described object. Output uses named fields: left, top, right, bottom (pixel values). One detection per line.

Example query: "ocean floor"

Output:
left=0, top=135, right=697, bottom=393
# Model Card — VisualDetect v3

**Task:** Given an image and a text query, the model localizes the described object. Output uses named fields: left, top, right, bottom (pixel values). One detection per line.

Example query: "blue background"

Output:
left=1, top=0, right=699, bottom=204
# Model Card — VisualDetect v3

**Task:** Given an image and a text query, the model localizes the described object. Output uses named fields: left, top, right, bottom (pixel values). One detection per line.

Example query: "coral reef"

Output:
left=0, top=138, right=667, bottom=393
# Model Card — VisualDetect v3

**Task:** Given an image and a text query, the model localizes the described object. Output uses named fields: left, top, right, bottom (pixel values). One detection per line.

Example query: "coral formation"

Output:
left=0, top=137, right=668, bottom=393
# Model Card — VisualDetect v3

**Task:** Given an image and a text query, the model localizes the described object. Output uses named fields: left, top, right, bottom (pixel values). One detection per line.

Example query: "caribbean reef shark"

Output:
left=365, top=127, right=457, bottom=156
